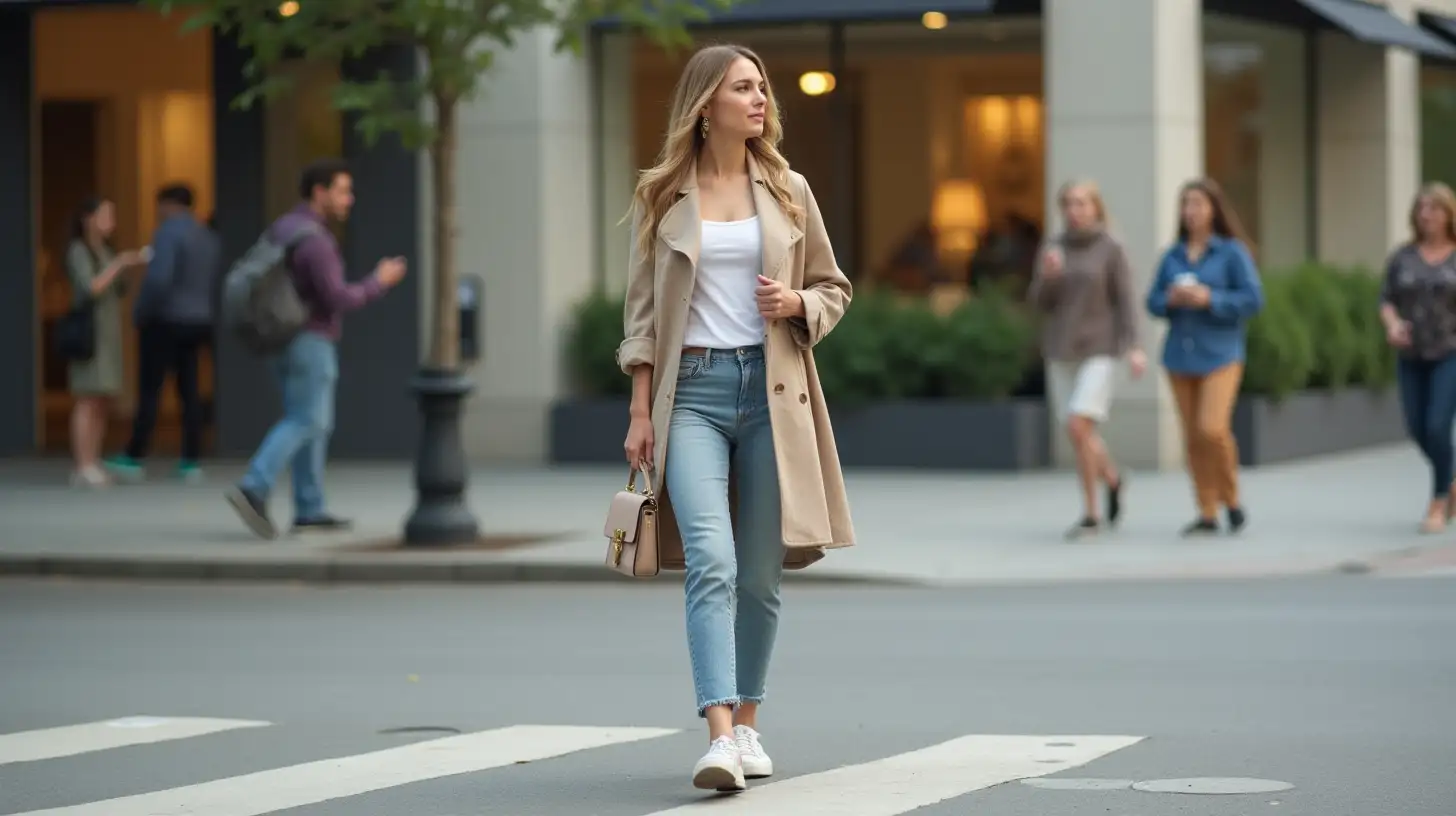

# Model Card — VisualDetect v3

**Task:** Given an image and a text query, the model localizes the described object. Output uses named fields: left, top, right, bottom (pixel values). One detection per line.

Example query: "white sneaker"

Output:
left=691, top=735, right=746, bottom=792
left=734, top=724, right=774, bottom=779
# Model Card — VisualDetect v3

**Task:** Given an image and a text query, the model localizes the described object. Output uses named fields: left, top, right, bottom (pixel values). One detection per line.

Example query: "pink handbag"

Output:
left=603, top=467, right=660, bottom=578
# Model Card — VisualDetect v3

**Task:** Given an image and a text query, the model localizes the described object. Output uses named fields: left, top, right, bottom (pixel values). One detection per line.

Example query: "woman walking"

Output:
left=1028, top=180, right=1146, bottom=539
left=1380, top=182, right=1456, bottom=533
left=617, top=44, right=854, bottom=792
left=65, top=196, right=143, bottom=487
left=1146, top=178, right=1264, bottom=536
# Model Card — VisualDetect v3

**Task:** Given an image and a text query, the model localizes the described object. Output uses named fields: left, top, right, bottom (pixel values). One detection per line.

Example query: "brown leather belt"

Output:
left=681, top=346, right=709, bottom=355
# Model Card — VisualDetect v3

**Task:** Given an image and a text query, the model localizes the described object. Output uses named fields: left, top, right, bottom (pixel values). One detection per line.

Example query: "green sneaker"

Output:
left=102, top=455, right=145, bottom=482
left=176, top=462, right=205, bottom=484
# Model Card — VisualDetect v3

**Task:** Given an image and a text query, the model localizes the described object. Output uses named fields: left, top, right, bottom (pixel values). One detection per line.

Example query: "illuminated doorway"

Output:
left=34, top=5, right=215, bottom=455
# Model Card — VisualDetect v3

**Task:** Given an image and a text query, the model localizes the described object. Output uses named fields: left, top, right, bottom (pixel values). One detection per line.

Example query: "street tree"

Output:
left=145, top=0, right=735, bottom=544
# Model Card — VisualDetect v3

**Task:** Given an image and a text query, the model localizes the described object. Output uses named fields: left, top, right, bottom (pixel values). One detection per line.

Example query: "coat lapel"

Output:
left=748, top=154, right=802, bottom=282
left=658, top=176, right=700, bottom=269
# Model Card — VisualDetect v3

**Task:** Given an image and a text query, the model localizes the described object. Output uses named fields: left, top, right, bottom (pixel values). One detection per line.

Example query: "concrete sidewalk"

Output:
left=0, top=444, right=1449, bottom=587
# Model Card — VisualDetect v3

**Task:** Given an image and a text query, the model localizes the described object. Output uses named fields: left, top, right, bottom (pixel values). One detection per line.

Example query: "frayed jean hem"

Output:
left=697, top=696, right=741, bottom=718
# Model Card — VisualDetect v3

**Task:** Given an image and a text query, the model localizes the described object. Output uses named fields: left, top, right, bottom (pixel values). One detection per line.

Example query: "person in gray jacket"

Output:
left=104, top=183, right=221, bottom=482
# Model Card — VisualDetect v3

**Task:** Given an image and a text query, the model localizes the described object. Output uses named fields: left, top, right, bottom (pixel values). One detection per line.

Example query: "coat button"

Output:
left=798, top=393, right=807, bottom=404
left=774, top=383, right=785, bottom=394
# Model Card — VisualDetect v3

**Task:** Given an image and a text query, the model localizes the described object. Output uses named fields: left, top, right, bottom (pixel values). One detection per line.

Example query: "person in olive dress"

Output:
left=66, top=196, right=145, bottom=487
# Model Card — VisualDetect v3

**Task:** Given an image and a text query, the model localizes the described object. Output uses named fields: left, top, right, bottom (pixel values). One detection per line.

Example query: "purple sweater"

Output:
left=271, top=204, right=384, bottom=340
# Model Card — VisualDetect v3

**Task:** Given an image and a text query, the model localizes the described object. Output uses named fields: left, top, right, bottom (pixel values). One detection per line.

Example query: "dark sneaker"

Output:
left=1065, top=517, right=1101, bottom=540
left=1226, top=506, right=1246, bottom=534
left=225, top=485, right=277, bottom=540
left=1181, top=518, right=1220, bottom=537
left=1106, top=476, right=1125, bottom=526
left=293, top=515, right=353, bottom=534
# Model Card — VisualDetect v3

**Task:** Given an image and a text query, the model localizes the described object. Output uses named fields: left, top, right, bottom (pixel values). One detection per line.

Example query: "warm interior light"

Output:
left=278, top=1, right=299, bottom=16
left=922, top=11, right=948, bottom=30
left=798, top=71, right=836, bottom=96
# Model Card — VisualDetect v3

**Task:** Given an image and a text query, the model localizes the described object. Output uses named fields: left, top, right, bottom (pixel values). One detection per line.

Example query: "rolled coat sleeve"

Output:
left=616, top=203, right=656, bottom=374
left=789, top=173, right=852, bottom=348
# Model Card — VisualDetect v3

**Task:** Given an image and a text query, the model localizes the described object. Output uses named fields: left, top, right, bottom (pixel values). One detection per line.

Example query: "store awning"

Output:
left=1295, top=0, right=1456, bottom=58
left=592, top=0, right=994, bottom=28
left=1421, top=11, right=1456, bottom=45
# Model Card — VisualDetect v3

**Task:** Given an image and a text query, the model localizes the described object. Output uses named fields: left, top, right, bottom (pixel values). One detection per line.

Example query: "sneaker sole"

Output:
left=692, top=764, right=746, bottom=792
left=741, top=759, right=773, bottom=779
left=225, top=489, right=278, bottom=540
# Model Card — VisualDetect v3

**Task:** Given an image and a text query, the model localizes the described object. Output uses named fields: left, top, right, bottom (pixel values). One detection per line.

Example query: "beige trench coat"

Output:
left=615, top=155, right=856, bottom=571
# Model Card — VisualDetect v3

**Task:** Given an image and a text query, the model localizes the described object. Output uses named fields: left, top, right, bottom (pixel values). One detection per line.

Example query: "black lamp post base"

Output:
left=403, top=368, right=479, bottom=546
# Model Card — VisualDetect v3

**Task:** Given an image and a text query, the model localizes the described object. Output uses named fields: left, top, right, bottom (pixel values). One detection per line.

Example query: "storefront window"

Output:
left=1203, top=15, right=1309, bottom=267
left=1421, top=64, right=1456, bottom=189
left=604, top=16, right=1043, bottom=301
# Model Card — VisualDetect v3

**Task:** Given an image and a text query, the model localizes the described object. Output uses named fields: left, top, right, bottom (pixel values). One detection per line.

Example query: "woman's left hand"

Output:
left=756, top=275, right=805, bottom=319
left=1176, top=283, right=1212, bottom=309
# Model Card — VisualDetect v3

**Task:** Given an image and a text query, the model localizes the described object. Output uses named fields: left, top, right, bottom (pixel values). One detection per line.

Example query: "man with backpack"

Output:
left=223, top=158, right=407, bottom=540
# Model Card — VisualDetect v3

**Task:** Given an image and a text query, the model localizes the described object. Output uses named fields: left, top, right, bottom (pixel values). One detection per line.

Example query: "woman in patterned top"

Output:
left=1380, top=182, right=1456, bottom=533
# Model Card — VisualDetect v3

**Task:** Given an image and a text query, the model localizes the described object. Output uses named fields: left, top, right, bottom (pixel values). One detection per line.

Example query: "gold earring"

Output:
left=701, top=117, right=709, bottom=138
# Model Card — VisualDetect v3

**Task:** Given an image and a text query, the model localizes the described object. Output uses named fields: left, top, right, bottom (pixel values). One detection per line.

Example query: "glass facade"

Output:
left=1202, top=14, right=1310, bottom=269
left=1422, top=62, right=1456, bottom=190
left=615, top=16, right=1043, bottom=302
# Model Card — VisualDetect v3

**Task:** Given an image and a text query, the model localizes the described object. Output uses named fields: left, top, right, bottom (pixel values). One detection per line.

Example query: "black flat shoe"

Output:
left=1106, top=476, right=1124, bottom=526
left=1226, top=506, right=1246, bottom=534
left=1181, top=518, right=1219, bottom=537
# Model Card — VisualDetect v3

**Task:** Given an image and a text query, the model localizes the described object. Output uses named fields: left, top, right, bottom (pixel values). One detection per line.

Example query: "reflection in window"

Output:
left=1202, top=16, right=1307, bottom=267
left=263, top=59, right=343, bottom=222
left=1422, top=65, right=1456, bottom=189
left=1204, top=39, right=1263, bottom=249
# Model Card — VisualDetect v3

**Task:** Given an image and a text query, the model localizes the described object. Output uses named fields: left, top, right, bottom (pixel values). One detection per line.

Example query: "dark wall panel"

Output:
left=212, top=37, right=421, bottom=462
left=0, top=8, right=36, bottom=457
left=211, top=30, right=273, bottom=459
left=335, top=42, right=421, bottom=460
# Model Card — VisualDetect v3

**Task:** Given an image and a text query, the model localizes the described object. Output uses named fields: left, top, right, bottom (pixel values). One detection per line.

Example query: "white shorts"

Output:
left=1048, top=355, right=1117, bottom=424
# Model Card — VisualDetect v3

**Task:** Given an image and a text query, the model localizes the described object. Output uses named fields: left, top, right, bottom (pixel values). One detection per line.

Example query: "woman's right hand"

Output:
left=1385, top=319, right=1412, bottom=348
left=623, top=415, right=654, bottom=470
left=114, top=249, right=144, bottom=268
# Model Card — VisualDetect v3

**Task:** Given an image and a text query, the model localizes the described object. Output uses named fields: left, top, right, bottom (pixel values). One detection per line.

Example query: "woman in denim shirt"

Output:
left=1146, top=178, right=1264, bottom=536
left=1380, top=182, right=1456, bottom=534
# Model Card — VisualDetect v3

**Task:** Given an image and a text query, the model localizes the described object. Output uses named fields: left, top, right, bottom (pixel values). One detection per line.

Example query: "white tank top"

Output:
left=682, top=216, right=766, bottom=348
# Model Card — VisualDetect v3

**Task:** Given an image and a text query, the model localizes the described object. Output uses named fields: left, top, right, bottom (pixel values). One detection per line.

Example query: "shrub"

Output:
left=560, top=261, right=1393, bottom=405
left=563, top=288, right=629, bottom=398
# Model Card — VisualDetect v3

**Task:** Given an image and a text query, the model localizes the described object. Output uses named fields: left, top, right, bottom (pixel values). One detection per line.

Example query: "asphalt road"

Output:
left=1, top=576, right=1452, bottom=816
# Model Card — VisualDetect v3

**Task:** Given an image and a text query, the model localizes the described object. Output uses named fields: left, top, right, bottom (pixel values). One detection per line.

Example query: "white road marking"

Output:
left=9, top=724, right=679, bottom=816
left=0, top=716, right=270, bottom=766
left=645, top=734, right=1145, bottom=815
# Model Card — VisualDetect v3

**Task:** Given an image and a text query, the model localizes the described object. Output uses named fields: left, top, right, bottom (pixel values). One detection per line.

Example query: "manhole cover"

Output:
left=377, top=726, right=462, bottom=736
left=1022, top=778, right=1135, bottom=791
left=1132, top=777, right=1295, bottom=795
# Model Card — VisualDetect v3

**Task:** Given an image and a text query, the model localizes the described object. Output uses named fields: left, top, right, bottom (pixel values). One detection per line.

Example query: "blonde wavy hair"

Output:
left=1056, top=178, right=1108, bottom=227
left=627, top=44, right=802, bottom=258
left=1410, top=181, right=1456, bottom=243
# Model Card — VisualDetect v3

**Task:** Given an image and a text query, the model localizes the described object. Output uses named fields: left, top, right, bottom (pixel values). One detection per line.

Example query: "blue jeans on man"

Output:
left=225, top=331, right=347, bottom=539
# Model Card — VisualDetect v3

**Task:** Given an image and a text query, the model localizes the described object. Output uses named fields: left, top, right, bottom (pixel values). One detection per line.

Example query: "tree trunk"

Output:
left=428, top=92, right=459, bottom=369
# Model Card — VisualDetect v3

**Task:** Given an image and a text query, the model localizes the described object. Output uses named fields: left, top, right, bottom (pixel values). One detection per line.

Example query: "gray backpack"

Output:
left=221, top=221, right=321, bottom=355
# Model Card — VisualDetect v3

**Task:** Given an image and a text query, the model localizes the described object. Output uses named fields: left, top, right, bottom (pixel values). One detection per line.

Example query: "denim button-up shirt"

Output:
left=1145, top=236, right=1265, bottom=376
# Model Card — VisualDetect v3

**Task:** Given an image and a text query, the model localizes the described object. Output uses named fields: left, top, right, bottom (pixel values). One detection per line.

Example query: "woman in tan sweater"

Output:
left=1028, top=180, right=1147, bottom=539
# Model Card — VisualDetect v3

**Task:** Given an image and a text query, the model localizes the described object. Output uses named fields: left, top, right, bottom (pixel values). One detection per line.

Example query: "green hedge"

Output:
left=1242, top=263, right=1394, bottom=401
left=563, top=262, right=1394, bottom=403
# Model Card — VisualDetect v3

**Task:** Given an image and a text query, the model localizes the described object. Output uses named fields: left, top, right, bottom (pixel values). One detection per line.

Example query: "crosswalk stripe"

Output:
left=644, top=734, right=1144, bottom=815
left=8, top=724, right=680, bottom=816
left=0, top=716, right=270, bottom=767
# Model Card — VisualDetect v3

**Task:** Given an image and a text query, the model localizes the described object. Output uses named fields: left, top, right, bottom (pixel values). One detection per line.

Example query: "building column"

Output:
left=1316, top=0, right=1421, bottom=269
left=1044, top=0, right=1204, bottom=471
left=443, top=28, right=604, bottom=462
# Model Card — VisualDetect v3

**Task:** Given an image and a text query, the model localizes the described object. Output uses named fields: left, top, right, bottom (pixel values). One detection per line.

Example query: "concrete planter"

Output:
left=1232, top=387, right=1404, bottom=467
left=549, top=397, right=1050, bottom=471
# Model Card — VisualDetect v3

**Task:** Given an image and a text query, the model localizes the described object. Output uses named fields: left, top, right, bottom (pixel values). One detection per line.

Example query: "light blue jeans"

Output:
left=239, top=331, right=337, bottom=520
left=666, top=345, right=784, bottom=717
